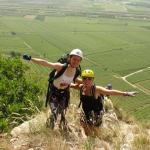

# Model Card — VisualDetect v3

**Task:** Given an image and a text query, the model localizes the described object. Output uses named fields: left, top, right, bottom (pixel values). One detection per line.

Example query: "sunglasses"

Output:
left=82, top=77, right=93, bottom=80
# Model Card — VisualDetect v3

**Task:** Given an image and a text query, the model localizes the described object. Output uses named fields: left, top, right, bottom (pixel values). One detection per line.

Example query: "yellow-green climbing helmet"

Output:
left=81, top=69, right=94, bottom=78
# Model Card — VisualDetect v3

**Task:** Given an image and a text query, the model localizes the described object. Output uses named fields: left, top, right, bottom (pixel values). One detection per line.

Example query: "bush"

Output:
left=0, top=55, right=43, bottom=133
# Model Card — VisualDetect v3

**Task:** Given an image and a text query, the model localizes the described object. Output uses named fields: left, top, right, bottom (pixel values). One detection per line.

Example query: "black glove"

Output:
left=23, top=54, right=31, bottom=61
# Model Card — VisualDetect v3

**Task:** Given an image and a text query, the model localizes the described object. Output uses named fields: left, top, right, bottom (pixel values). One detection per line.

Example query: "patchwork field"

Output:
left=0, top=0, right=150, bottom=122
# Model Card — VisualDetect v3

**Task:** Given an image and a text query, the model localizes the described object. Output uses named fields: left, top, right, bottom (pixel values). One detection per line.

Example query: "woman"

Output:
left=71, top=69, right=137, bottom=135
left=23, top=49, right=83, bottom=129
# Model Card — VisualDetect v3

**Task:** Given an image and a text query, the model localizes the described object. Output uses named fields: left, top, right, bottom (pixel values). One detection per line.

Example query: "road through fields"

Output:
left=121, top=67, right=150, bottom=95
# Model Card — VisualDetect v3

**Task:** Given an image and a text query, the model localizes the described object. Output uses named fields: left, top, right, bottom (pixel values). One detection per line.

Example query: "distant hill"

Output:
left=0, top=0, right=150, bottom=18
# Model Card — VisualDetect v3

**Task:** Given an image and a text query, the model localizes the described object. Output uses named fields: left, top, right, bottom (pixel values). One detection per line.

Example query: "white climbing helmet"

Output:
left=69, top=49, right=83, bottom=59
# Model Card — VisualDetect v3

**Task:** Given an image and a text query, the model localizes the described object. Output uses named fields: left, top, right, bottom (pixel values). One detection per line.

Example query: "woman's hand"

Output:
left=123, top=91, right=138, bottom=97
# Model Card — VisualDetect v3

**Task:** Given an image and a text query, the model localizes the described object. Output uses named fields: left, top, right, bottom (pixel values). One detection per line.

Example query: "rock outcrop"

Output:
left=10, top=102, right=150, bottom=150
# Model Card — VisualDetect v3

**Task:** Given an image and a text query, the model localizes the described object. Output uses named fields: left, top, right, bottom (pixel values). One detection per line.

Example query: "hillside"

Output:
left=1, top=99, right=150, bottom=150
left=0, top=1, right=150, bottom=149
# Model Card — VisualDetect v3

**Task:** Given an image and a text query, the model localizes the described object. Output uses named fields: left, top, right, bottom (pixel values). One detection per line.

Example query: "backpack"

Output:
left=45, top=53, right=81, bottom=107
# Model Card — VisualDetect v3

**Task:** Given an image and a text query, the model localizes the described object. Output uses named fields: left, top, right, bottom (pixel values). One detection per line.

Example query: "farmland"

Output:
left=0, top=0, right=150, bottom=122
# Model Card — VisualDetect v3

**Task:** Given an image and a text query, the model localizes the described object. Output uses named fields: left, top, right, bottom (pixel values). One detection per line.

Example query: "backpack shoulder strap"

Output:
left=80, top=85, right=84, bottom=96
left=91, top=84, right=96, bottom=99
left=54, top=63, right=68, bottom=80
left=92, top=84, right=104, bottom=101
left=73, top=67, right=81, bottom=82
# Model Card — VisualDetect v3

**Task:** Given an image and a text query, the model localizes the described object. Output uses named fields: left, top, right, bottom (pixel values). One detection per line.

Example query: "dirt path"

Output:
left=24, top=42, right=33, bottom=50
left=121, top=67, right=150, bottom=95
left=135, top=83, right=150, bottom=95
left=122, top=67, right=150, bottom=79
left=84, top=57, right=102, bottom=67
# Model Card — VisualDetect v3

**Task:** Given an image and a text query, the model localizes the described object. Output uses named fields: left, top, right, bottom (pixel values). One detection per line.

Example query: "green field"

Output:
left=0, top=0, right=150, bottom=122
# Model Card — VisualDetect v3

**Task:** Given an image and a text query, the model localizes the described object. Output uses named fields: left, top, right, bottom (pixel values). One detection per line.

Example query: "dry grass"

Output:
left=113, top=102, right=135, bottom=124
left=12, top=128, right=70, bottom=150
left=103, top=97, right=114, bottom=112
left=0, top=134, right=11, bottom=150
left=132, top=131, right=150, bottom=150
left=98, top=125, right=122, bottom=148
left=140, top=121, right=150, bottom=130
left=70, top=89, right=80, bottom=104
left=43, top=130, right=70, bottom=150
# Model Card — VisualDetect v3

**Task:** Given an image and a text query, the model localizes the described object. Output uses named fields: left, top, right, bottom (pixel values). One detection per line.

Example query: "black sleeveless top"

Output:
left=80, top=85, right=103, bottom=115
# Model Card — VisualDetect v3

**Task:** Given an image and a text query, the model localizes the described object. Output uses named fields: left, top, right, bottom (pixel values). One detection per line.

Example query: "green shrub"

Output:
left=0, top=55, right=43, bottom=132
left=0, top=119, right=8, bottom=132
